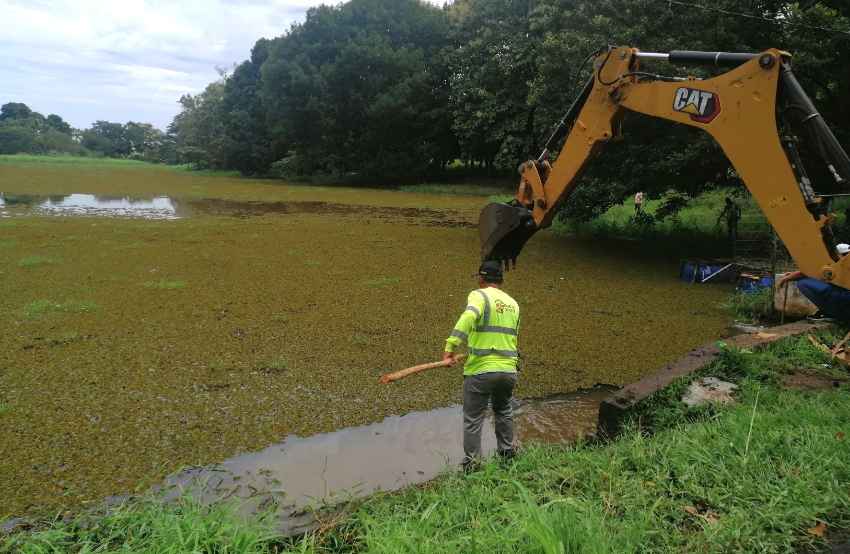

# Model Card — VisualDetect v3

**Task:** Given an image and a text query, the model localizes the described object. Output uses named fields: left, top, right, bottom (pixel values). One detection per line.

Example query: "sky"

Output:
left=1, top=0, right=443, bottom=131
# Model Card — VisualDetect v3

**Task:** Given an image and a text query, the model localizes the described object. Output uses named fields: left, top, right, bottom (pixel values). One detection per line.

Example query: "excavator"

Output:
left=479, top=46, right=850, bottom=315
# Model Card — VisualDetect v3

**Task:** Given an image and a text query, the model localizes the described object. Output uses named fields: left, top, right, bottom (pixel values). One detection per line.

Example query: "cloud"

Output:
left=0, top=0, right=446, bottom=130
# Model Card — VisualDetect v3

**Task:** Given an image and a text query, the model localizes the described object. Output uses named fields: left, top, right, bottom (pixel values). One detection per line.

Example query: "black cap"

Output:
left=477, top=260, right=503, bottom=282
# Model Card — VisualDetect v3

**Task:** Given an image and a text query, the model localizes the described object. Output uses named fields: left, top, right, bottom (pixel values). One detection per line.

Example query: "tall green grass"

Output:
left=0, top=496, right=283, bottom=554
left=723, top=288, right=774, bottom=324
left=399, top=183, right=512, bottom=196
left=0, top=154, right=154, bottom=167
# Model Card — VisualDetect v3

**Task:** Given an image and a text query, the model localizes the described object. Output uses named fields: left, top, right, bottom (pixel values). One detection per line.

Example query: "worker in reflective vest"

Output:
left=443, top=260, right=521, bottom=469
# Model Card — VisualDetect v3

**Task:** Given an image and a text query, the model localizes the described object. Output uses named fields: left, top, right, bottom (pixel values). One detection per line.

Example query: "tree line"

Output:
left=0, top=102, right=176, bottom=163
left=4, top=0, right=847, bottom=218
left=169, top=0, right=848, bottom=215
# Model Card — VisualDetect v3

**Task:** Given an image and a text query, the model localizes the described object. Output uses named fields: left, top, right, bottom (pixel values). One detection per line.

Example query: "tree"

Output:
left=446, top=0, right=541, bottom=171
left=169, top=81, right=227, bottom=168
left=0, top=102, right=34, bottom=122
left=259, top=0, right=453, bottom=180
left=0, top=126, right=35, bottom=154
left=220, top=39, right=280, bottom=175
left=45, top=114, right=72, bottom=135
left=82, top=121, right=128, bottom=157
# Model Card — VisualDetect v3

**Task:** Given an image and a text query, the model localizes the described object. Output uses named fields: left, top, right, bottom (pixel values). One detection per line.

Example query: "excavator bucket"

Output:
left=478, top=202, right=538, bottom=266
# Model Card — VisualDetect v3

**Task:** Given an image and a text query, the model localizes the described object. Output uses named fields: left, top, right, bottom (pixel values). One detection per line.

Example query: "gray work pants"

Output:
left=463, top=372, right=518, bottom=463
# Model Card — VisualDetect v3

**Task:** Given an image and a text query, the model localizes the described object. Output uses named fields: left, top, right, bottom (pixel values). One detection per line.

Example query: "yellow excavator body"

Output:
left=481, top=46, right=850, bottom=291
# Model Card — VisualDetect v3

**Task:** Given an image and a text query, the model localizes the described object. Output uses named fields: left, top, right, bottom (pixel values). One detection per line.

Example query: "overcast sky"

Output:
left=1, top=0, right=442, bottom=130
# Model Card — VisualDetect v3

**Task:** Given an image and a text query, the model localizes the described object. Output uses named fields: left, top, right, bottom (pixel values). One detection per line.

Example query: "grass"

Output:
left=23, top=299, right=98, bottom=318
left=399, top=183, right=512, bottom=196
left=570, top=189, right=771, bottom=236
left=17, top=255, right=57, bottom=268
left=551, top=189, right=777, bottom=258
left=723, top=288, right=774, bottom=324
left=0, top=154, right=155, bottom=167
left=0, top=495, right=283, bottom=554
left=143, top=279, right=187, bottom=290
left=6, top=331, right=848, bottom=552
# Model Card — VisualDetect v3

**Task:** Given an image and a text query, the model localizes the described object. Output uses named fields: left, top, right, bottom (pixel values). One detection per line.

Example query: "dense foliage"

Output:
left=0, top=102, right=176, bottom=163
left=170, top=0, right=849, bottom=210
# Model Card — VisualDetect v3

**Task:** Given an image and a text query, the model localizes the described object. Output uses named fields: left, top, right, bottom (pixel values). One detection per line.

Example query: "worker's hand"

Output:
left=442, top=352, right=459, bottom=366
left=777, top=271, right=803, bottom=288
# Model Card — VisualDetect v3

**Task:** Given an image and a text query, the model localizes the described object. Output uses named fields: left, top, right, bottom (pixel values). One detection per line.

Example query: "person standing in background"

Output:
left=634, top=191, right=644, bottom=215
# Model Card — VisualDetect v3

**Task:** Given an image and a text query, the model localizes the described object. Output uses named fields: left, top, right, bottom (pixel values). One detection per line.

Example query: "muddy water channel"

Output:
left=159, top=388, right=613, bottom=535
left=0, top=169, right=732, bottom=519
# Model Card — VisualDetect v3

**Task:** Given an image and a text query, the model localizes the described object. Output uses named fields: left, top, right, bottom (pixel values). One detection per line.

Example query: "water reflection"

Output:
left=160, top=387, right=614, bottom=536
left=0, top=193, right=179, bottom=219
left=0, top=194, right=472, bottom=227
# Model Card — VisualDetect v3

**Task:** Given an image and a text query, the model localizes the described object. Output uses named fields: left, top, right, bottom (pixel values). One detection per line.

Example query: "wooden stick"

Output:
left=831, top=330, right=850, bottom=356
left=378, top=355, right=466, bottom=385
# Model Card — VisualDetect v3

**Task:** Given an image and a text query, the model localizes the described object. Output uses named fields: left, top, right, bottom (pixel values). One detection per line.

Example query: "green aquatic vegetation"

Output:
left=258, top=357, right=289, bottom=373
left=363, top=276, right=401, bottom=287
left=23, top=299, right=98, bottom=318
left=143, top=279, right=187, bottom=290
left=0, top=239, right=18, bottom=248
left=0, top=403, right=10, bottom=416
left=17, top=255, right=57, bottom=268
left=0, top=162, right=731, bottom=521
left=352, top=333, right=370, bottom=346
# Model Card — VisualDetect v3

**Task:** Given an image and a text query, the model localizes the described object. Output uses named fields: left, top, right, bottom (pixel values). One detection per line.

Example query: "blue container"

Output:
left=679, top=261, right=736, bottom=284
left=737, top=274, right=774, bottom=294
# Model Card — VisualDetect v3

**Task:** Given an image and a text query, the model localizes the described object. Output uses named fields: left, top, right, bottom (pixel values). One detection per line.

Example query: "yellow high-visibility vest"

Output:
left=445, top=286, right=520, bottom=376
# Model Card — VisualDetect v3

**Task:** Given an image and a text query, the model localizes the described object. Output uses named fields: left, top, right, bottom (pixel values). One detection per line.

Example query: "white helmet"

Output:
left=837, top=243, right=850, bottom=256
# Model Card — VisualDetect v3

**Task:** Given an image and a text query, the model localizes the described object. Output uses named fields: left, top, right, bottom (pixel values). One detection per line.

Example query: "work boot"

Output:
left=497, top=449, right=517, bottom=465
left=461, top=456, right=481, bottom=474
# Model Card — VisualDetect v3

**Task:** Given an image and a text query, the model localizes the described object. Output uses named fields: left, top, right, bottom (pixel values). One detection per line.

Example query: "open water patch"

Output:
left=154, top=386, right=615, bottom=536
left=0, top=193, right=179, bottom=219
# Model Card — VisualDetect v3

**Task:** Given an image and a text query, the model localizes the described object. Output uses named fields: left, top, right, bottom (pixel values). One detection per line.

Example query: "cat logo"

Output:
left=673, top=87, right=721, bottom=123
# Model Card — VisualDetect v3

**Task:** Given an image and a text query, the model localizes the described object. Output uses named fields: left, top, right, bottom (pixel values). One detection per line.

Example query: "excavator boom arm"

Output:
left=481, top=46, right=850, bottom=291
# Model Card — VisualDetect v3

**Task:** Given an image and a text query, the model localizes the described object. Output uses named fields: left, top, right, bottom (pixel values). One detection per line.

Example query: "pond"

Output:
left=0, top=165, right=732, bottom=521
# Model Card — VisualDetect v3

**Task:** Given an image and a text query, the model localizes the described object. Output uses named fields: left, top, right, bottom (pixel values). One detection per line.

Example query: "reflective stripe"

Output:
left=450, top=329, right=468, bottom=341
left=470, top=348, right=519, bottom=358
left=465, top=305, right=480, bottom=318
left=474, top=290, right=490, bottom=326
left=478, top=325, right=518, bottom=336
